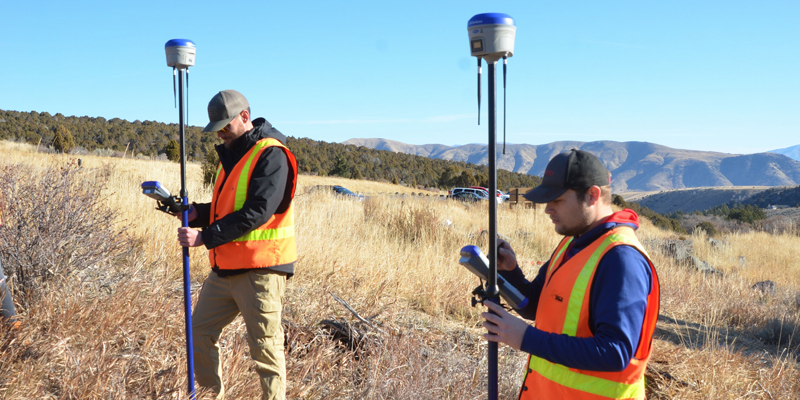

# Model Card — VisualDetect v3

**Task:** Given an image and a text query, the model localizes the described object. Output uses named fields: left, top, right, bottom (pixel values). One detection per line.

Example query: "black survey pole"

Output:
left=178, top=70, right=188, bottom=202
left=486, top=60, right=500, bottom=400
left=468, top=13, right=515, bottom=400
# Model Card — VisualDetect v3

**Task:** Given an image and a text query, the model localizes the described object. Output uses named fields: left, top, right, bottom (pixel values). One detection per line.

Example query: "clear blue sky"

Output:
left=1, top=1, right=797, bottom=154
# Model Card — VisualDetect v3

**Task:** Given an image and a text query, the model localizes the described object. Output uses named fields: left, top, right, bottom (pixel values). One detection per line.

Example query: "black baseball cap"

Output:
left=523, top=149, right=610, bottom=203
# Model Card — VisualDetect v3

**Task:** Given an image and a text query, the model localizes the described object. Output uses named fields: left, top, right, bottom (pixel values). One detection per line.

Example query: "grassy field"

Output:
left=0, top=140, right=798, bottom=399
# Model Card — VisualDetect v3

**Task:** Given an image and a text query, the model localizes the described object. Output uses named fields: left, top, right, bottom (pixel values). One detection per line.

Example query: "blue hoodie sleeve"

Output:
left=499, top=261, right=548, bottom=320
left=519, top=245, right=652, bottom=371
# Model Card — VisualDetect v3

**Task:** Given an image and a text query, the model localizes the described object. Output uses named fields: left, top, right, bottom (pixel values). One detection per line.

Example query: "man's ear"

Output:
left=240, top=110, right=250, bottom=123
left=587, top=186, right=602, bottom=206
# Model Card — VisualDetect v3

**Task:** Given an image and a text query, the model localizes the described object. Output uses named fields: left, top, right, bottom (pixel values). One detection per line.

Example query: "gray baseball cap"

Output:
left=202, top=90, right=249, bottom=132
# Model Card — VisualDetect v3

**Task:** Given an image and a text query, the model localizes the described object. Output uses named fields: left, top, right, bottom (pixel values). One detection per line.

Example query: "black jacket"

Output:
left=190, top=118, right=295, bottom=276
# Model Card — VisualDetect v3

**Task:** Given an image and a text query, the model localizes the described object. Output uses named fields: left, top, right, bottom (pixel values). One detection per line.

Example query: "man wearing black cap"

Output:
left=176, top=90, right=297, bottom=400
left=481, top=149, right=660, bottom=399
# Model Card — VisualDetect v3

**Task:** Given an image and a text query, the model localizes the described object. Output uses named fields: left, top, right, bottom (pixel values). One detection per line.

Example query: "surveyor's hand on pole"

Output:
left=174, top=205, right=198, bottom=222
left=177, top=227, right=204, bottom=247
left=496, top=239, right=517, bottom=271
left=482, top=300, right=528, bottom=350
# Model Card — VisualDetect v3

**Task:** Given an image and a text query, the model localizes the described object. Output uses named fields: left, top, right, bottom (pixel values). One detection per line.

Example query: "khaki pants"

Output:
left=192, top=269, right=286, bottom=400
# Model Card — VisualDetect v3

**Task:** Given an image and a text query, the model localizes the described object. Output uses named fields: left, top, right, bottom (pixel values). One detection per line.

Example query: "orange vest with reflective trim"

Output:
left=519, top=226, right=660, bottom=400
left=209, top=138, right=298, bottom=270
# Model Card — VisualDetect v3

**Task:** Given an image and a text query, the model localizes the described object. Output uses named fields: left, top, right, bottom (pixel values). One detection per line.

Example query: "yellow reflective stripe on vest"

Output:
left=562, top=233, right=641, bottom=336
left=548, top=237, right=574, bottom=275
left=529, top=356, right=645, bottom=399
left=562, top=235, right=616, bottom=336
left=233, top=225, right=295, bottom=242
left=234, top=140, right=273, bottom=211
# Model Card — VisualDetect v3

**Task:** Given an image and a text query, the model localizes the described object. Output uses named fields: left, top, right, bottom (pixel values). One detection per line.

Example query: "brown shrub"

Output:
left=0, top=159, right=133, bottom=307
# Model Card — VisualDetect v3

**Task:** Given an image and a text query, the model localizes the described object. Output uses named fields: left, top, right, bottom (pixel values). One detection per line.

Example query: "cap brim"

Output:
left=202, top=115, right=237, bottom=133
left=523, top=185, right=567, bottom=203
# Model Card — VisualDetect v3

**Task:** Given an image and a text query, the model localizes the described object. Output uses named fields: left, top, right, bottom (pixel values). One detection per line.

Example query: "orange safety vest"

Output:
left=209, top=138, right=298, bottom=270
left=519, top=226, right=660, bottom=400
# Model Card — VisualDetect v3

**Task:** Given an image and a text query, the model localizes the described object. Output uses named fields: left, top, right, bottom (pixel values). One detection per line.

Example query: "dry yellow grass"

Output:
left=296, top=175, right=447, bottom=197
left=0, top=140, right=798, bottom=399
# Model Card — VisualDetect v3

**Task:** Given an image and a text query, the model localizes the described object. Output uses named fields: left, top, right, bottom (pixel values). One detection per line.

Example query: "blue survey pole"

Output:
left=165, top=38, right=196, bottom=399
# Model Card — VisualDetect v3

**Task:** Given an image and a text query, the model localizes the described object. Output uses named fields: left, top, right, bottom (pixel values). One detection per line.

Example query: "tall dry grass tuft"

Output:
left=0, top=140, right=799, bottom=399
left=363, top=196, right=461, bottom=246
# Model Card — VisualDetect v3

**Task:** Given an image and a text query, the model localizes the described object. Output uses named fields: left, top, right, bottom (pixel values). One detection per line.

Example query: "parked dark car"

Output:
left=451, top=192, right=486, bottom=203
left=309, top=185, right=365, bottom=201
left=332, top=185, right=365, bottom=201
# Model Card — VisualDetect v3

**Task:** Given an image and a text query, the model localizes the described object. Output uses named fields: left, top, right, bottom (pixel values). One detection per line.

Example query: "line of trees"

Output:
left=0, top=109, right=212, bottom=159
left=284, top=137, right=542, bottom=191
left=0, top=109, right=541, bottom=191
left=738, top=186, right=800, bottom=209
left=668, top=203, right=767, bottom=225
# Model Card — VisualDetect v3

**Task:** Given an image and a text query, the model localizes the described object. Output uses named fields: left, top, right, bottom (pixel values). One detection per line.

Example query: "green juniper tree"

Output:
left=52, top=125, right=76, bottom=153
left=165, top=139, right=181, bottom=162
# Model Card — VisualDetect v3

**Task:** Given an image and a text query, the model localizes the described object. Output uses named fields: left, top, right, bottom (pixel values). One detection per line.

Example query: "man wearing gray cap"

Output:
left=176, top=90, right=297, bottom=400
left=480, top=149, right=660, bottom=399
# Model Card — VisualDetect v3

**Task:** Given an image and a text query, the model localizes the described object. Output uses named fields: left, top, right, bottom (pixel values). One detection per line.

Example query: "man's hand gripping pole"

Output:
left=459, top=245, right=528, bottom=309
left=141, top=181, right=190, bottom=215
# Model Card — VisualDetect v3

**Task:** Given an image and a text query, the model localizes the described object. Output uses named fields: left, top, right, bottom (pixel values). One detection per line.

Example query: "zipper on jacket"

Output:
left=545, top=239, right=575, bottom=287
left=211, top=167, right=231, bottom=269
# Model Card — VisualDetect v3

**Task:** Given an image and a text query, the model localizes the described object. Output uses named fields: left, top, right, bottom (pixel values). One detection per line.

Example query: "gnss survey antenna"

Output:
left=468, top=13, right=515, bottom=400
left=165, top=38, right=197, bottom=398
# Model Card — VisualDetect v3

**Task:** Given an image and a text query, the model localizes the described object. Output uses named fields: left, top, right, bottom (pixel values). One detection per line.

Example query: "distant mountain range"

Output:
left=770, top=144, right=800, bottom=161
left=343, top=138, right=800, bottom=192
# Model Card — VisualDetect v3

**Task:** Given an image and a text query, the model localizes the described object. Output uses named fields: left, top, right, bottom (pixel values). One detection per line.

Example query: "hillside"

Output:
left=740, top=185, right=800, bottom=208
left=345, top=138, right=800, bottom=192
left=628, top=185, right=800, bottom=214
left=771, top=144, right=800, bottom=161
left=626, top=187, right=773, bottom=214
left=0, top=109, right=540, bottom=191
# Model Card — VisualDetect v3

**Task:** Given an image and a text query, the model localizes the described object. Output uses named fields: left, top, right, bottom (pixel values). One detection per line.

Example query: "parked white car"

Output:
left=499, top=191, right=510, bottom=202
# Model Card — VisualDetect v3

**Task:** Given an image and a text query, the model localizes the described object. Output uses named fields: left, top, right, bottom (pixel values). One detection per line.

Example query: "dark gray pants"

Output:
left=0, top=257, right=17, bottom=323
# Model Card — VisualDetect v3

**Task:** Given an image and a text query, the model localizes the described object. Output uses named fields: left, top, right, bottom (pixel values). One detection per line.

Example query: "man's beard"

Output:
left=554, top=208, right=593, bottom=237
